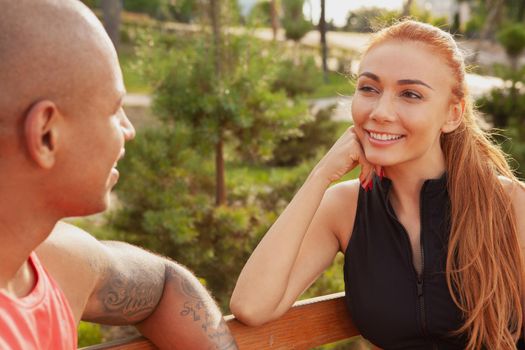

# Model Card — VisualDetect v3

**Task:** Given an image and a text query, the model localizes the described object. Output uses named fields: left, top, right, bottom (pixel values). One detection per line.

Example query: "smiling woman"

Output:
left=230, top=20, right=525, bottom=350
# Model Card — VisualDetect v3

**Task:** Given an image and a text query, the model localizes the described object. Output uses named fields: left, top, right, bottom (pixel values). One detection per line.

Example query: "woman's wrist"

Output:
left=307, top=165, right=334, bottom=189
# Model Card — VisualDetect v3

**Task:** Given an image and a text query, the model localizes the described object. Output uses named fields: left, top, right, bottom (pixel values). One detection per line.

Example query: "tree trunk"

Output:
left=319, top=0, right=328, bottom=82
left=270, top=0, right=279, bottom=41
left=101, top=0, right=122, bottom=50
left=518, top=0, right=525, bottom=21
left=209, top=0, right=226, bottom=206
left=215, top=131, right=226, bottom=206
left=402, top=0, right=414, bottom=17
left=478, top=0, right=504, bottom=41
left=209, top=0, right=222, bottom=76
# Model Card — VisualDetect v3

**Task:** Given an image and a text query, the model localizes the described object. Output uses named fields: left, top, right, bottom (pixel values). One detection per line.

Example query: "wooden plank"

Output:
left=226, top=292, right=359, bottom=349
left=81, top=292, right=360, bottom=350
left=81, top=336, right=155, bottom=350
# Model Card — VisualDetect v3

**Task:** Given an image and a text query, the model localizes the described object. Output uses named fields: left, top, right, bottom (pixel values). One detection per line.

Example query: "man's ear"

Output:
left=442, top=99, right=465, bottom=133
left=24, top=100, right=62, bottom=169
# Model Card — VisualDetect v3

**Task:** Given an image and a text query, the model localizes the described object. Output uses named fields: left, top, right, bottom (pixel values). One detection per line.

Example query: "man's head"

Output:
left=0, top=0, right=135, bottom=218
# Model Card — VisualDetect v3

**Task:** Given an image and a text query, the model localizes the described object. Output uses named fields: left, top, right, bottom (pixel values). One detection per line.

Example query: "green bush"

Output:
left=77, top=322, right=103, bottom=348
left=478, top=84, right=525, bottom=124
left=80, top=0, right=98, bottom=9
left=123, top=0, right=172, bottom=20
left=246, top=1, right=272, bottom=27
left=464, top=15, right=484, bottom=39
left=496, top=23, right=525, bottom=63
left=272, top=55, right=323, bottom=98
left=270, top=106, right=342, bottom=166
left=282, top=0, right=312, bottom=41
left=477, top=86, right=525, bottom=178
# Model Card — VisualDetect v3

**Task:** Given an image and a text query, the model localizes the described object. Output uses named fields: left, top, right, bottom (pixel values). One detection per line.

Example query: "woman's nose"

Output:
left=369, top=94, right=396, bottom=123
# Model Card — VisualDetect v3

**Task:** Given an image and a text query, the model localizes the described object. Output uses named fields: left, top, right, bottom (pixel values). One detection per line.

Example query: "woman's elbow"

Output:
left=229, top=298, right=274, bottom=327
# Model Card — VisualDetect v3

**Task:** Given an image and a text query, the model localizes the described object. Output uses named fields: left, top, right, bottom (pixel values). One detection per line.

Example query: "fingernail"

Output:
left=367, top=180, right=373, bottom=192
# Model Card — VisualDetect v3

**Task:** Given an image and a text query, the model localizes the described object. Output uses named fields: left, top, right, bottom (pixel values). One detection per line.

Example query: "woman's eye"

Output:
left=358, top=86, right=378, bottom=94
left=401, top=90, right=422, bottom=99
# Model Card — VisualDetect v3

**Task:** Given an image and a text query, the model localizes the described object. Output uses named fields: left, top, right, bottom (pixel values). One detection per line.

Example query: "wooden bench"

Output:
left=81, top=292, right=362, bottom=350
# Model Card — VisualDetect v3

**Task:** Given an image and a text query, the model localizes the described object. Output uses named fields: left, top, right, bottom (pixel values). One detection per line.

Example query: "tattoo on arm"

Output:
left=85, top=251, right=237, bottom=349
left=87, top=265, right=164, bottom=325
left=166, top=265, right=238, bottom=350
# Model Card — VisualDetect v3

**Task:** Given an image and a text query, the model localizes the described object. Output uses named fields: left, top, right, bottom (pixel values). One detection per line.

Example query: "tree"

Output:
left=402, top=0, right=414, bottom=17
left=270, top=0, right=280, bottom=41
left=497, top=23, right=525, bottom=71
left=101, top=0, right=122, bottom=49
left=209, top=0, right=226, bottom=206
left=135, top=27, right=309, bottom=207
left=282, top=0, right=311, bottom=42
left=319, top=0, right=328, bottom=82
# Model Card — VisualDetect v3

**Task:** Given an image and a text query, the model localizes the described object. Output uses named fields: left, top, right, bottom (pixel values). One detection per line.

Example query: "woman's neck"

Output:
left=384, top=160, right=446, bottom=217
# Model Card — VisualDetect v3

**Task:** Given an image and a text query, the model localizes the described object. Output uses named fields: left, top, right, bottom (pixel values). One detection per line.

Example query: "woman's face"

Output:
left=351, top=40, right=459, bottom=170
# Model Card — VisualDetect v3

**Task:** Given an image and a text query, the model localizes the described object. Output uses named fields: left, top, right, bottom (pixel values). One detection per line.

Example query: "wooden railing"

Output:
left=81, top=292, right=362, bottom=350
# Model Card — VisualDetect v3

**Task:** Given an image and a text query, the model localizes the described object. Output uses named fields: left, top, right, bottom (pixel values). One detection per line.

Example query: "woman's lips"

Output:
left=366, top=130, right=405, bottom=146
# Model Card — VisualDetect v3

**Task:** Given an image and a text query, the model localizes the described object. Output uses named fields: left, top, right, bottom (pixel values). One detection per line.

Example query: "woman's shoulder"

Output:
left=497, top=176, right=525, bottom=199
left=322, top=179, right=361, bottom=252
left=498, top=176, right=525, bottom=244
left=323, top=178, right=361, bottom=210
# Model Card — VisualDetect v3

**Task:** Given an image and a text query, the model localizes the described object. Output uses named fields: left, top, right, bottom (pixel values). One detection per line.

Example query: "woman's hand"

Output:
left=313, top=126, right=379, bottom=189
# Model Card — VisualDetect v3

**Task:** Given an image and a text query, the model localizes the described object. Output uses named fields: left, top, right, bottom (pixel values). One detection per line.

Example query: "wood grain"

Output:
left=81, top=292, right=360, bottom=350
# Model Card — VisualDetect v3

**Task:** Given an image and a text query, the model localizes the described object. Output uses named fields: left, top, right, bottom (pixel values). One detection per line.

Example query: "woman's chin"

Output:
left=363, top=153, right=397, bottom=167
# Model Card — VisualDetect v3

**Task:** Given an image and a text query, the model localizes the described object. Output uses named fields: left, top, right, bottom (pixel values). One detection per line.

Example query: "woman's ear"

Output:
left=24, top=100, right=62, bottom=169
left=442, top=99, right=465, bottom=133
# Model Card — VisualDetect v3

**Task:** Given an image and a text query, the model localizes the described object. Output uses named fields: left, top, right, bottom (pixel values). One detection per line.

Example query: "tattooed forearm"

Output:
left=166, top=265, right=239, bottom=350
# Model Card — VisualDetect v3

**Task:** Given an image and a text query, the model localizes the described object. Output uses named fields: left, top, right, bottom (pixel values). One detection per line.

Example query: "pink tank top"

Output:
left=0, top=252, right=77, bottom=350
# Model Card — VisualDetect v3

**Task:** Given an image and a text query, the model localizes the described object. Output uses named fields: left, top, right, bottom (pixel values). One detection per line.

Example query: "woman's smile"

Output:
left=366, top=130, right=406, bottom=146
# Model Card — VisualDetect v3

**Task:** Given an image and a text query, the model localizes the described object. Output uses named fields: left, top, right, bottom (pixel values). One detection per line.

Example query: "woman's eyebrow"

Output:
left=358, top=72, right=380, bottom=82
left=398, top=79, right=433, bottom=90
left=358, top=72, right=433, bottom=90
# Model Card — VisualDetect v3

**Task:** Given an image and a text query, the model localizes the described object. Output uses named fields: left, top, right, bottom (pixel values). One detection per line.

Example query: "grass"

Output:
left=119, top=45, right=151, bottom=94
left=310, top=71, right=356, bottom=99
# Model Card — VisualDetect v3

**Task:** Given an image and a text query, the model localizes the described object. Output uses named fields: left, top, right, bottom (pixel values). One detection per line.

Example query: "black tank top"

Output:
left=343, top=173, right=467, bottom=349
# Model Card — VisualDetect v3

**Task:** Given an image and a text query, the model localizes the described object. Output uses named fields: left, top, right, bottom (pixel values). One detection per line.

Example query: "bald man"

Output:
left=0, top=1, right=237, bottom=349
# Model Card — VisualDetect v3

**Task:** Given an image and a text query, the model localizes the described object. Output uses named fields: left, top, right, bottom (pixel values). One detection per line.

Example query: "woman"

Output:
left=230, top=20, right=525, bottom=349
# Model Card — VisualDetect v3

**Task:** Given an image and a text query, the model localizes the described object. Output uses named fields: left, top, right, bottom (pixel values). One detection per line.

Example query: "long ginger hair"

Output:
left=364, top=20, right=524, bottom=349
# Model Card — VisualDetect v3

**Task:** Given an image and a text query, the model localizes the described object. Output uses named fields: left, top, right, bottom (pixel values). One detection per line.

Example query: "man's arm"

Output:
left=37, top=222, right=237, bottom=350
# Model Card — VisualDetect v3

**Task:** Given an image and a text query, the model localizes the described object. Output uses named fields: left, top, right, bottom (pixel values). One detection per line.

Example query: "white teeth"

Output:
left=369, top=132, right=403, bottom=141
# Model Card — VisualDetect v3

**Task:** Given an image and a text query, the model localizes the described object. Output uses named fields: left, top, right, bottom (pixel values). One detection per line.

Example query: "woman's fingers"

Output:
left=314, top=126, right=381, bottom=186
left=347, top=128, right=381, bottom=190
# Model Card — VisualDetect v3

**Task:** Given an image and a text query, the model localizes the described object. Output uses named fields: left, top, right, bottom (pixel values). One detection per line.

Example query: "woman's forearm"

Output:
left=230, top=170, right=330, bottom=324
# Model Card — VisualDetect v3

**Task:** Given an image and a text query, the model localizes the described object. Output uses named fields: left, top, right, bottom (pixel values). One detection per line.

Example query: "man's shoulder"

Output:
left=36, top=221, right=106, bottom=322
